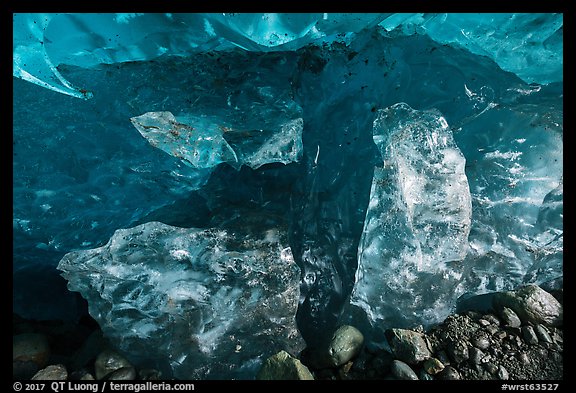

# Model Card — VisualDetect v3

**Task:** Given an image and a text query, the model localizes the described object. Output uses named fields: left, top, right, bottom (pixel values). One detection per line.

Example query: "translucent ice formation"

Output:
left=58, top=221, right=304, bottom=379
left=349, top=103, right=472, bottom=330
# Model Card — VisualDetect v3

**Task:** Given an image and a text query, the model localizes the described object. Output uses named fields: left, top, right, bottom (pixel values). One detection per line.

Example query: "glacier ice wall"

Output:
left=58, top=220, right=304, bottom=379
left=13, top=13, right=563, bottom=374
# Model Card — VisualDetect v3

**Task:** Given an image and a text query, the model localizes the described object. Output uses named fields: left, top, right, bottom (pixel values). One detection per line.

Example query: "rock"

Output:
left=497, top=365, right=510, bottom=380
left=139, top=369, right=162, bottom=380
left=471, top=332, right=491, bottom=350
left=485, top=325, right=499, bottom=335
left=418, top=369, right=434, bottom=380
left=31, top=364, right=68, bottom=380
left=478, top=319, right=491, bottom=327
left=493, top=284, right=562, bottom=326
left=483, top=362, right=499, bottom=375
left=94, top=349, right=133, bottom=380
left=385, top=328, right=431, bottom=364
left=390, top=360, right=419, bottom=380
left=483, top=314, right=501, bottom=326
left=423, top=357, right=445, bottom=375
left=437, top=365, right=461, bottom=380
left=13, top=333, right=51, bottom=379
left=500, top=307, right=522, bottom=328
left=106, top=366, right=137, bottom=380
left=327, top=325, right=364, bottom=367
left=257, top=351, right=314, bottom=380
left=447, top=340, right=469, bottom=364
left=469, top=347, right=485, bottom=365
left=435, top=350, right=451, bottom=366
left=534, top=324, right=553, bottom=344
left=517, top=352, right=530, bottom=365
left=522, top=326, right=539, bottom=345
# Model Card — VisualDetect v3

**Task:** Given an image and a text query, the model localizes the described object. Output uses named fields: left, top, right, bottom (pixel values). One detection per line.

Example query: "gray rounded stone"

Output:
left=94, top=349, right=133, bottom=380
left=257, top=350, right=314, bottom=380
left=31, top=364, right=68, bottom=380
left=385, top=328, right=432, bottom=365
left=437, top=365, right=461, bottom=380
left=328, top=325, right=364, bottom=367
left=493, top=285, right=562, bottom=326
left=390, top=360, right=419, bottom=380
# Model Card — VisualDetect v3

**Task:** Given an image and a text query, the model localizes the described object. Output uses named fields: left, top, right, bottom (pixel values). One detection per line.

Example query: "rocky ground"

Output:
left=13, top=284, right=563, bottom=381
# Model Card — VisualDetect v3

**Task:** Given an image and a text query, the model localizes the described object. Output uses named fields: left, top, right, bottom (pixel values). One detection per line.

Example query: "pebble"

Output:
left=106, top=366, right=137, bottom=380
left=483, top=362, right=499, bottom=375
left=437, top=365, right=461, bottom=380
left=385, top=328, right=431, bottom=365
left=257, top=350, right=314, bottom=380
left=31, top=364, right=68, bottom=380
left=485, top=325, right=499, bottom=335
left=483, top=314, right=501, bottom=326
left=94, top=349, right=133, bottom=380
left=478, top=319, right=491, bottom=327
left=497, top=365, right=510, bottom=380
left=469, top=347, right=485, bottom=365
left=522, top=326, right=539, bottom=345
left=518, top=352, right=530, bottom=365
left=471, top=333, right=491, bottom=350
left=447, top=340, right=469, bottom=364
left=390, top=360, right=419, bottom=380
left=418, top=369, right=434, bottom=380
left=500, top=307, right=522, bottom=328
left=327, top=325, right=364, bottom=367
left=534, top=324, right=553, bottom=344
left=423, top=357, right=445, bottom=375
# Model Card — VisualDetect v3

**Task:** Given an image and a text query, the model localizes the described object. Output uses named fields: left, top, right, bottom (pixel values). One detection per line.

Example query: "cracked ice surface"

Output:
left=58, top=221, right=304, bottom=379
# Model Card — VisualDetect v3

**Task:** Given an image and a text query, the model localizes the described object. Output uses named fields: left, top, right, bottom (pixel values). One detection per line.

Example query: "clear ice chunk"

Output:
left=349, top=103, right=472, bottom=330
left=130, top=111, right=237, bottom=169
left=57, top=221, right=304, bottom=379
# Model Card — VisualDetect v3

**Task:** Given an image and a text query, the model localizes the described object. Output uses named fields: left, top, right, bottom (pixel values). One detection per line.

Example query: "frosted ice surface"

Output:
left=350, top=103, right=472, bottom=329
left=58, top=221, right=304, bottom=379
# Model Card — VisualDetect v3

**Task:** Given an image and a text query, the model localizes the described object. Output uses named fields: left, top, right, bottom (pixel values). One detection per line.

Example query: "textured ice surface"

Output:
left=349, top=103, right=472, bottom=329
left=13, top=13, right=561, bottom=100
left=58, top=220, right=304, bottom=379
